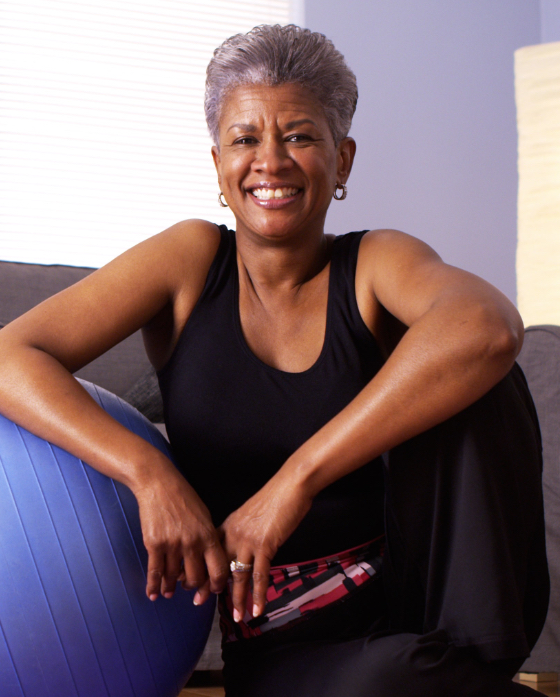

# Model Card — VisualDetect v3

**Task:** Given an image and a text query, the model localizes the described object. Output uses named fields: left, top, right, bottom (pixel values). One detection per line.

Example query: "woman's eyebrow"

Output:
left=227, top=123, right=256, bottom=133
left=285, top=118, right=318, bottom=129
left=226, top=119, right=318, bottom=133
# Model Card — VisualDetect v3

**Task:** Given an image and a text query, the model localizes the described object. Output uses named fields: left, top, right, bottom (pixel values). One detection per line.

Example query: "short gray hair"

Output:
left=205, top=24, right=358, bottom=146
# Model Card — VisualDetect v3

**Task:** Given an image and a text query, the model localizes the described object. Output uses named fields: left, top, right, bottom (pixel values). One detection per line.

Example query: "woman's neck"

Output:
left=235, top=229, right=333, bottom=296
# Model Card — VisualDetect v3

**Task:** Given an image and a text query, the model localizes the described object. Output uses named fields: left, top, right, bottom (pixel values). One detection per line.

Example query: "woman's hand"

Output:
left=132, top=460, right=229, bottom=604
left=219, top=471, right=313, bottom=622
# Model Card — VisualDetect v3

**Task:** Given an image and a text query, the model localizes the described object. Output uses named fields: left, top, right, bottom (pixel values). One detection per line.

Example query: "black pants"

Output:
left=223, top=364, right=549, bottom=696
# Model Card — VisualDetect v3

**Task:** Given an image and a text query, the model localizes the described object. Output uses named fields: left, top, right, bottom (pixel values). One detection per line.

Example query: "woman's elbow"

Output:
left=478, top=304, right=524, bottom=369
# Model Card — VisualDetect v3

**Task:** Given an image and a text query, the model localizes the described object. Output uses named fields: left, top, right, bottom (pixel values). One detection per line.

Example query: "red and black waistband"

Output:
left=220, top=535, right=384, bottom=643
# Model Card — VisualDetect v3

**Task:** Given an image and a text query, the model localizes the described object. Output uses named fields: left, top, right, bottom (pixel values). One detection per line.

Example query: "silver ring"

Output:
left=230, top=559, right=253, bottom=573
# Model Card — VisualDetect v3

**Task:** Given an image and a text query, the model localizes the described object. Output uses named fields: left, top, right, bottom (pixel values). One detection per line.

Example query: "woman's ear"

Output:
left=211, top=145, right=222, bottom=188
left=336, top=137, right=356, bottom=184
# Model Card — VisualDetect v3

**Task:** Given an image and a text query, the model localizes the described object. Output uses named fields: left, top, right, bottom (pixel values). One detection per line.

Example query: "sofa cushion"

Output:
left=0, top=261, right=93, bottom=324
left=0, top=260, right=151, bottom=397
left=518, top=325, right=560, bottom=672
left=122, top=367, right=164, bottom=423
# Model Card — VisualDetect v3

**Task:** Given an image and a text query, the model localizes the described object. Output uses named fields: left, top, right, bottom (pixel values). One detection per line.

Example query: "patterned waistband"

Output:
left=219, top=536, right=384, bottom=643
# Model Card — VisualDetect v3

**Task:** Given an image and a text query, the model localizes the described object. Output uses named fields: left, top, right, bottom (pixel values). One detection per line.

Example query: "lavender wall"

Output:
left=541, top=0, right=560, bottom=42
left=305, top=1, right=540, bottom=303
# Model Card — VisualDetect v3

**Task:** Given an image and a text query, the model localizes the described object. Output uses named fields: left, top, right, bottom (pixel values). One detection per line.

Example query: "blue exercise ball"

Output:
left=0, top=381, right=215, bottom=697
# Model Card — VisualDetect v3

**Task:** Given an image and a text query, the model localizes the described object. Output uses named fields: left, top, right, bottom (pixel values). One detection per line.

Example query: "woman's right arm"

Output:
left=0, top=219, right=228, bottom=604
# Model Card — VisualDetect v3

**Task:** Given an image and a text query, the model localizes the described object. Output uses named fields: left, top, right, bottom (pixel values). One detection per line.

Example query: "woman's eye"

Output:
left=234, top=136, right=257, bottom=145
left=287, top=134, right=312, bottom=143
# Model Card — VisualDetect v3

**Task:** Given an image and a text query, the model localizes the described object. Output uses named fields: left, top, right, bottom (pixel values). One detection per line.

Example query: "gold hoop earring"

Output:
left=218, top=192, right=229, bottom=208
left=333, top=183, right=347, bottom=201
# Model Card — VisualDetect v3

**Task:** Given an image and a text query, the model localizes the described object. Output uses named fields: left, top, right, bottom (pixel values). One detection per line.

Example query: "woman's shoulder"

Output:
left=96, top=218, right=225, bottom=313
left=356, top=228, right=443, bottom=286
left=136, top=218, right=226, bottom=301
left=354, top=229, right=446, bottom=351
left=151, top=218, right=223, bottom=272
left=358, top=228, right=441, bottom=256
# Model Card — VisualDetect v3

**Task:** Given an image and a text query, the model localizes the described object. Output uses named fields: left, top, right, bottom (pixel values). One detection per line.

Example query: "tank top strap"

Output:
left=196, top=224, right=237, bottom=303
left=328, top=230, right=373, bottom=343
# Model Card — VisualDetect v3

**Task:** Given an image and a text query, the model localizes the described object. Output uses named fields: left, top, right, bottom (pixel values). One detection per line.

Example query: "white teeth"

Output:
left=252, top=187, right=298, bottom=200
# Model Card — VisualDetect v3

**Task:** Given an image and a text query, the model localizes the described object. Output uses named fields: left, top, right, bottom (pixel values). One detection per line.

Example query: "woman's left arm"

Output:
left=221, top=229, right=524, bottom=621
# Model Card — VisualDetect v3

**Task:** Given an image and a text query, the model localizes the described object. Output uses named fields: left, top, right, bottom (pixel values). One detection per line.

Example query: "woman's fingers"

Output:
left=205, top=541, right=229, bottom=594
left=191, top=541, right=229, bottom=604
left=161, top=549, right=183, bottom=598
left=182, top=550, right=212, bottom=591
left=137, top=471, right=227, bottom=603
left=251, top=555, right=270, bottom=618
left=146, top=547, right=165, bottom=601
left=229, top=554, right=271, bottom=621
left=145, top=538, right=224, bottom=602
left=147, top=541, right=228, bottom=603
left=193, top=579, right=211, bottom=606
left=146, top=547, right=190, bottom=600
left=230, top=555, right=254, bottom=622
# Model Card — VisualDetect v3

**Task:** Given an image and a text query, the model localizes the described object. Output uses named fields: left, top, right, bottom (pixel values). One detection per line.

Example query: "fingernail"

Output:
left=163, top=592, right=173, bottom=599
left=149, top=594, right=158, bottom=602
left=233, top=608, right=242, bottom=623
left=193, top=592, right=201, bottom=606
left=252, top=604, right=260, bottom=618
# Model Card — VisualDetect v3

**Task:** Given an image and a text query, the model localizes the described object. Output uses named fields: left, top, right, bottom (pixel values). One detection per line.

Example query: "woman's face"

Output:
left=212, top=83, right=355, bottom=243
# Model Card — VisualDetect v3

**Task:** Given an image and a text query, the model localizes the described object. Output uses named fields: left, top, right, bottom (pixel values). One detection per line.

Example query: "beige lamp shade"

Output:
left=515, top=41, right=560, bottom=326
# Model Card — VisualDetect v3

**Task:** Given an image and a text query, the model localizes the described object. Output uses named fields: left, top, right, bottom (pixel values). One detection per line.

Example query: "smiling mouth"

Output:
left=250, top=187, right=300, bottom=200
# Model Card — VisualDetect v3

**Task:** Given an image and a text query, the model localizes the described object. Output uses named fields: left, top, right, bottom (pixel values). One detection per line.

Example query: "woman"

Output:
left=0, top=24, right=548, bottom=696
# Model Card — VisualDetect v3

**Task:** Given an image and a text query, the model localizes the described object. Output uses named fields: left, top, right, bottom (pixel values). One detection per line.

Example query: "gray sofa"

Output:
left=2, top=260, right=556, bottom=674
left=0, top=259, right=222, bottom=672
left=518, top=326, right=560, bottom=672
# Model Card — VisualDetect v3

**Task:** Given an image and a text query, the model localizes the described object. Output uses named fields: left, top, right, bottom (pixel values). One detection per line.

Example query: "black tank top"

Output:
left=158, top=226, right=385, bottom=564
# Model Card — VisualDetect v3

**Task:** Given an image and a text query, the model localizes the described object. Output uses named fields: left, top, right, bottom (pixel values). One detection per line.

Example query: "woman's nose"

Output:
left=251, top=139, right=293, bottom=173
